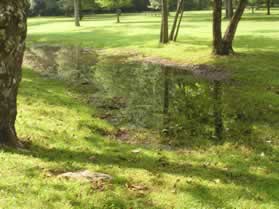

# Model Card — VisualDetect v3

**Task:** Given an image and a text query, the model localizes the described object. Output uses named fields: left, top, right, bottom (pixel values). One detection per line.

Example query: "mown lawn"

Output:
left=0, top=10, right=278, bottom=209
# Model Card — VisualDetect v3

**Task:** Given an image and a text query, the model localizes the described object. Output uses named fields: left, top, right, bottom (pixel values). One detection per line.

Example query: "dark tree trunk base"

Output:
left=0, top=128, right=23, bottom=148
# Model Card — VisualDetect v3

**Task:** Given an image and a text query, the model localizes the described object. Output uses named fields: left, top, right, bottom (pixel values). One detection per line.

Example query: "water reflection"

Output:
left=24, top=45, right=275, bottom=145
left=24, top=45, right=97, bottom=83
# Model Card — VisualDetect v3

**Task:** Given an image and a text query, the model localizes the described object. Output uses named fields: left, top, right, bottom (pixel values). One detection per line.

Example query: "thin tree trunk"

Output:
left=227, top=0, right=234, bottom=19
left=222, top=0, right=247, bottom=54
left=213, top=81, right=224, bottom=141
left=0, top=0, right=28, bottom=147
left=117, top=13, right=120, bottom=23
left=116, top=9, right=121, bottom=23
left=173, top=4, right=184, bottom=41
left=267, top=0, right=271, bottom=15
left=169, top=0, right=183, bottom=41
left=79, top=0, right=83, bottom=21
left=212, top=0, right=223, bottom=54
left=74, top=0, right=80, bottom=26
left=163, top=67, right=170, bottom=135
left=160, top=0, right=169, bottom=43
left=225, top=0, right=229, bottom=18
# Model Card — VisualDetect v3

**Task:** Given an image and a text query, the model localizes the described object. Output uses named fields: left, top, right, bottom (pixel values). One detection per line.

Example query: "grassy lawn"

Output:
left=0, top=10, right=278, bottom=209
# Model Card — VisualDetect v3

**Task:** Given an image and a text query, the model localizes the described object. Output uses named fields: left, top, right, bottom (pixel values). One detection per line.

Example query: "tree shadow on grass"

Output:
left=28, top=18, right=74, bottom=27
left=3, top=139, right=278, bottom=205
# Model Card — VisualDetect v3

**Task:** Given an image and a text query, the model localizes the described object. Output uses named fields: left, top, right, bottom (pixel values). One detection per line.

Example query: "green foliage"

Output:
left=148, top=0, right=161, bottom=10
left=96, top=0, right=132, bottom=10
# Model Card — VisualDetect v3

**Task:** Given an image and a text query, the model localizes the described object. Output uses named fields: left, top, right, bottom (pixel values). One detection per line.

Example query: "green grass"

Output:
left=0, top=10, right=278, bottom=209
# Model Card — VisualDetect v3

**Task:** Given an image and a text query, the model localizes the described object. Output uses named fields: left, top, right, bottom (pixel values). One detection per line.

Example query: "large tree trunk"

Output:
left=0, top=0, right=28, bottom=147
left=212, top=0, right=247, bottom=55
left=74, top=0, right=80, bottom=26
left=160, top=0, right=169, bottom=43
left=222, top=0, right=247, bottom=54
left=212, top=0, right=223, bottom=54
left=267, top=0, right=271, bottom=15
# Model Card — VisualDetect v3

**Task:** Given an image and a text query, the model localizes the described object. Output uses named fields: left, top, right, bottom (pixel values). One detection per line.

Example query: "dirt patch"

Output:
left=141, top=56, right=230, bottom=81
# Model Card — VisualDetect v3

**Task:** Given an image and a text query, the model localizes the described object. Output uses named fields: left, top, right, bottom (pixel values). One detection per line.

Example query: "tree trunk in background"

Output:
left=79, top=0, right=83, bottom=21
left=0, top=0, right=28, bottom=147
left=169, top=0, right=184, bottom=41
left=222, top=0, right=247, bottom=54
left=212, top=0, right=223, bottom=54
left=169, top=0, right=182, bottom=40
left=267, top=0, right=271, bottom=15
left=227, top=0, right=234, bottom=19
left=212, top=0, right=247, bottom=55
left=160, top=0, right=169, bottom=43
left=74, top=0, right=80, bottom=26
left=225, top=0, right=229, bottom=18
left=173, top=3, right=184, bottom=41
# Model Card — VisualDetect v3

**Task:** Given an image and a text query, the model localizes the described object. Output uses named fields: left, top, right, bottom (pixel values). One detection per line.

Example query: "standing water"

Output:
left=24, top=45, right=278, bottom=146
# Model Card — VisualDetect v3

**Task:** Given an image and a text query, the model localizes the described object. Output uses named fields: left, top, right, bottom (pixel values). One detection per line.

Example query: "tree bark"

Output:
left=212, top=0, right=223, bottom=54
left=0, top=0, right=28, bottom=147
left=74, top=0, right=80, bottom=26
left=160, top=0, right=169, bottom=43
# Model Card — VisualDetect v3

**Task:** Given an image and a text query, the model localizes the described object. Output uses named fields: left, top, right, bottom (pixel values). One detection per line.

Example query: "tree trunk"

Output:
left=212, top=0, right=223, bottom=54
left=74, top=0, right=80, bottom=26
left=117, top=13, right=120, bottom=23
left=163, top=67, right=170, bottom=135
left=0, top=0, right=28, bottom=147
left=222, top=0, right=247, bottom=54
left=212, top=0, right=247, bottom=55
left=116, top=9, right=122, bottom=23
left=173, top=4, right=184, bottom=41
left=169, top=0, right=183, bottom=41
left=267, top=0, right=271, bottom=15
left=160, top=0, right=169, bottom=43
left=79, top=0, right=83, bottom=21
left=213, top=81, right=224, bottom=141
left=227, top=0, right=234, bottom=19
left=225, top=0, right=229, bottom=18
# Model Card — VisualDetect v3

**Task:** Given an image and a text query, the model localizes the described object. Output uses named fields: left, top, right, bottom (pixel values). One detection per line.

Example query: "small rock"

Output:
left=58, top=170, right=112, bottom=182
left=131, top=149, right=141, bottom=154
